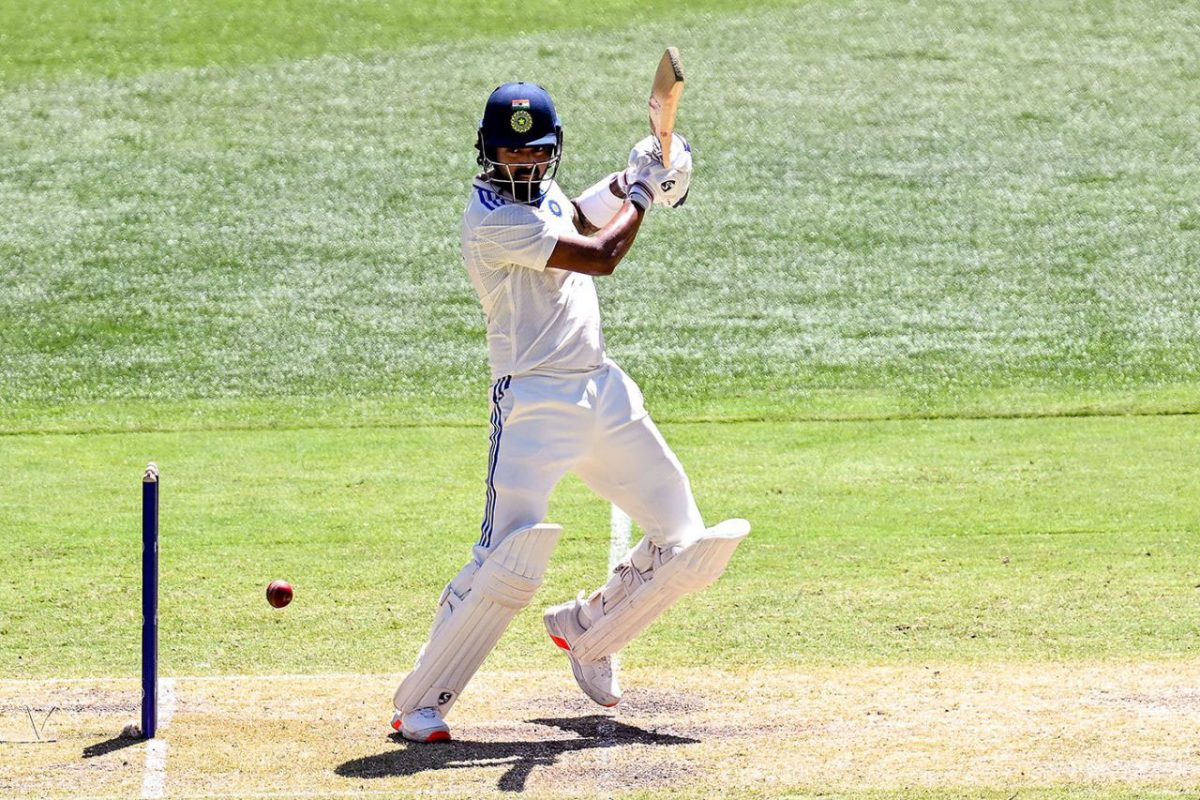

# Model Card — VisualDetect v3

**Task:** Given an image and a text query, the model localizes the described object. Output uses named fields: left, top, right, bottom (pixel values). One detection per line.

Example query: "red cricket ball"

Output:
left=266, top=580, right=293, bottom=609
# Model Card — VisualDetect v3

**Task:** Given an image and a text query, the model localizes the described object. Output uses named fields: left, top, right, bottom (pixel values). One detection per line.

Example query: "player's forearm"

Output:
left=593, top=201, right=645, bottom=269
left=547, top=199, right=646, bottom=276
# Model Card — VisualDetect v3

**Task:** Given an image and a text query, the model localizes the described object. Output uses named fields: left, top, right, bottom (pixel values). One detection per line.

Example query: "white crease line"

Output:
left=608, top=504, right=632, bottom=676
left=141, top=677, right=176, bottom=800
left=0, top=671, right=557, bottom=686
left=108, top=792, right=471, bottom=800
left=600, top=505, right=632, bottom=787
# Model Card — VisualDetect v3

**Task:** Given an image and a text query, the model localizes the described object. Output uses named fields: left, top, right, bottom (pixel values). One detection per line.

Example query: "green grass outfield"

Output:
left=2, top=0, right=1198, bottom=431
left=2, top=1, right=1199, bottom=798
left=2, top=413, right=1198, bottom=679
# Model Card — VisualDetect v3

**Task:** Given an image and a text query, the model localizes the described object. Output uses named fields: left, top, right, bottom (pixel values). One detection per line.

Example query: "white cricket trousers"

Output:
left=472, top=359, right=705, bottom=564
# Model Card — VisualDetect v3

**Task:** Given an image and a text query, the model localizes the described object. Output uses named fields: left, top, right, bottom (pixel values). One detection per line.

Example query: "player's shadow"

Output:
left=336, top=714, right=699, bottom=792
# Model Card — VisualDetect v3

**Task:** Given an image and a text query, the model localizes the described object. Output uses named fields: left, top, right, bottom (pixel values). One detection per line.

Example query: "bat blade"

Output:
left=648, top=47, right=685, bottom=166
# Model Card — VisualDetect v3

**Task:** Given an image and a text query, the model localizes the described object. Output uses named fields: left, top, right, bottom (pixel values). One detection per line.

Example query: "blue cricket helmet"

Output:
left=477, top=82, right=562, bottom=150
left=476, top=82, right=564, bottom=203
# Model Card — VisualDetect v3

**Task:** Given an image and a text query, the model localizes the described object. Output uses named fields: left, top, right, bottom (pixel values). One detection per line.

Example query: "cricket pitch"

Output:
left=2, top=663, right=1198, bottom=799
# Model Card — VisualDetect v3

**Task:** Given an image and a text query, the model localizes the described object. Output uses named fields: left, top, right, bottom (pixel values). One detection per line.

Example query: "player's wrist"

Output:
left=627, top=180, right=653, bottom=212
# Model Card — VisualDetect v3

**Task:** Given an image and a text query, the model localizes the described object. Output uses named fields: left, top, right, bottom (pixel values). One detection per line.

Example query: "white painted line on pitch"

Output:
left=82, top=791, right=471, bottom=800
left=0, top=672, right=412, bottom=686
left=598, top=505, right=631, bottom=786
left=117, top=791, right=472, bottom=800
left=141, top=677, right=176, bottom=800
left=608, top=504, right=631, bottom=675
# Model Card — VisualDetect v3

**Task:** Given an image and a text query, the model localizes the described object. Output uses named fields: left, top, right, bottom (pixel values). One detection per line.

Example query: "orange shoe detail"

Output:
left=549, top=634, right=571, bottom=651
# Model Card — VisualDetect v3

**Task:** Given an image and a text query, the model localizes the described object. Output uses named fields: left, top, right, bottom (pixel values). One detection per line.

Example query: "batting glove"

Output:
left=623, top=133, right=693, bottom=207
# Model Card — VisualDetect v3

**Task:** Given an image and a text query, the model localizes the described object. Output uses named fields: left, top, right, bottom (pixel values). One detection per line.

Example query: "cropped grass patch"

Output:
left=3, top=667, right=1197, bottom=798
left=2, top=1, right=1198, bottom=431
left=1, top=413, right=1196, bottom=678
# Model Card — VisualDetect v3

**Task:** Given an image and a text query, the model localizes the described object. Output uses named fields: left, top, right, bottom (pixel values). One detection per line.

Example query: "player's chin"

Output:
left=513, top=182, right=544, bottom=204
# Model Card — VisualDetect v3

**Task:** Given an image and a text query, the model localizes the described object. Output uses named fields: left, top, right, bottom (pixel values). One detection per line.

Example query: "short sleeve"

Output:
left=471, top=204, right=559, bottom=272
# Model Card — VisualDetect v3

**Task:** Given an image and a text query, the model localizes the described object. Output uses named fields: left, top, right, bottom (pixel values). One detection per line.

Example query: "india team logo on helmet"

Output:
left=476, top=82, right=564, bottom=204
left=510, top=97, right=534, bottom=132
left=511, top=110, right=533, bottom=133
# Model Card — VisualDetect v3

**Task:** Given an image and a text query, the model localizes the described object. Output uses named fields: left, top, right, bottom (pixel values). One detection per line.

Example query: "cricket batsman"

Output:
left=391, top=81, right=750, bottom=742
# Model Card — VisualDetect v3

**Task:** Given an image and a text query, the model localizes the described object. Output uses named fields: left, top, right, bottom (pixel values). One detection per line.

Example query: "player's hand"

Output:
left=623, top=133, right=692, bottom=208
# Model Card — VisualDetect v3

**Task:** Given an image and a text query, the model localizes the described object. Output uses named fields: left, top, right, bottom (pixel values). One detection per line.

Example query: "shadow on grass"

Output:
left=83, top=734, right=142, bottom=758
left=335, top=714, right=699, bottom=792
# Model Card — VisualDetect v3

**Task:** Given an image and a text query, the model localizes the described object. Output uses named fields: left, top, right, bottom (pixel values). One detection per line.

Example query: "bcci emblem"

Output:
left=510, top=110, right=533, bottom=133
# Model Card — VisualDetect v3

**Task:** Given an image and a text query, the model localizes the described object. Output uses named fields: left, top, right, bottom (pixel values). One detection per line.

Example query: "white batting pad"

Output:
left=393, top=523, right=562, bottom=715
left=568, top=518, right=749, bottom=661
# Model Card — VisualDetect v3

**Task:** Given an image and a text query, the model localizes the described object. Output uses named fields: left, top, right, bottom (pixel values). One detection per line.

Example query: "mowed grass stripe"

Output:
left=1, top=414, right=1196, bottom=679
left=2, top=1, right=1198, bottom=431
left=2, top=398, right=1200, bottom=441
left=0, top=0, right=788, bottom=86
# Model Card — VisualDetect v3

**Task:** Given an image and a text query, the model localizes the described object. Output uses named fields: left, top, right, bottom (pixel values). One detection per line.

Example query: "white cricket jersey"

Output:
left=461, top=178, right=606, bottom=379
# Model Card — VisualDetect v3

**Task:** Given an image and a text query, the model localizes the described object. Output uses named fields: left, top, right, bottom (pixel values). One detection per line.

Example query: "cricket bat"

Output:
left=648, top=47, right=685, bottom=167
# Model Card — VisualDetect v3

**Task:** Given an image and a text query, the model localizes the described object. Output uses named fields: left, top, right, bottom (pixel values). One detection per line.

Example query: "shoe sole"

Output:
left=544, top=612, right=620, bottom=708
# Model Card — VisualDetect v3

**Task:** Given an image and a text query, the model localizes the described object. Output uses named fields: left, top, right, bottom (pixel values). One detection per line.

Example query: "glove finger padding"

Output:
left=627, top=133, right=692, bottom=207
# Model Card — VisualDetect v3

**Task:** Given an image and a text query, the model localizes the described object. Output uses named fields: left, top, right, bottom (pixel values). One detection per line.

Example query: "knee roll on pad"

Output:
left=393, top=523, right=562, bottom=716
left=569, top=518, right=750, bottom=662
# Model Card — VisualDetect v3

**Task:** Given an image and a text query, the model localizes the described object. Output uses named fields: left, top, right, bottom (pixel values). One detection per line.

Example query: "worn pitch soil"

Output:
left=2, top=664, right=1198, bottom=798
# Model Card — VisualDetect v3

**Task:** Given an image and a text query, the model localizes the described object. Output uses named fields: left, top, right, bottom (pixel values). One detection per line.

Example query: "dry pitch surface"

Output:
left=2, top=664, right=1198, bottom=799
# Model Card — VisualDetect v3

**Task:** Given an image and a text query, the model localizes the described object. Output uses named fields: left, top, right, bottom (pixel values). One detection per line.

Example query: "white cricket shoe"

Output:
left=544, top=598, right=622, bottom=707
left=390, top=706, right=451, bottom=743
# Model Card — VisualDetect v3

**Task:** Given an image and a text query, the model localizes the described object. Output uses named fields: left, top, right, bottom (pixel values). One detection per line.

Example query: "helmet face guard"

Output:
left=477, top=134, right=563, bottom=204
left=475, top=82, right=563, bottom=204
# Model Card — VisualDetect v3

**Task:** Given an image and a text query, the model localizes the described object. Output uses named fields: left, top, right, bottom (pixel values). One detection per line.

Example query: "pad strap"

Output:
left=569, top=519, right=750, bottom=661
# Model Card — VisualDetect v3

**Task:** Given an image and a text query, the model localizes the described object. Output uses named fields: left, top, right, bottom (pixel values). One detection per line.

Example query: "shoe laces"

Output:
left=416, top=707, right=440, bottom=720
